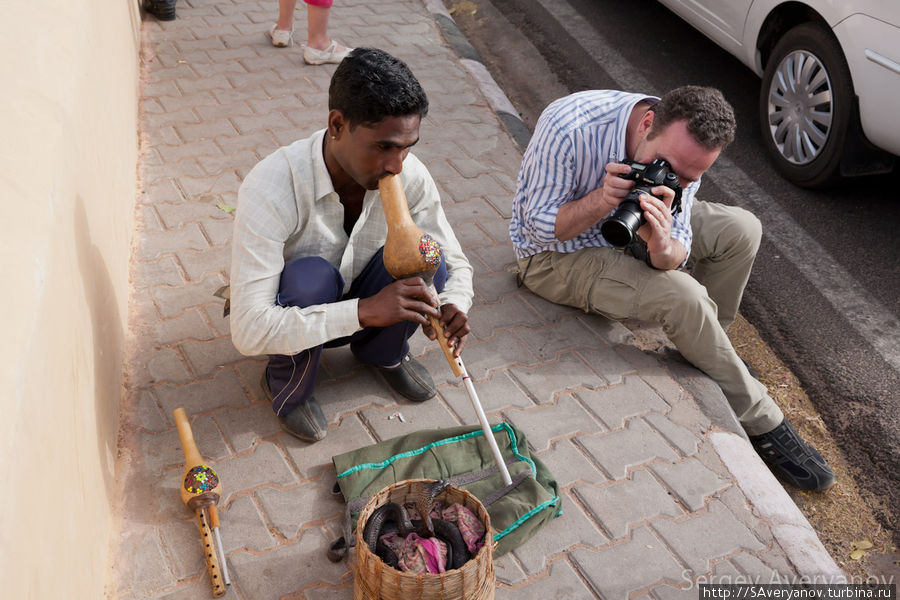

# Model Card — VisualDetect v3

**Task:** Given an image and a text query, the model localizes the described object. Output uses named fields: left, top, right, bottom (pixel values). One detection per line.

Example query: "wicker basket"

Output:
left=353, top=478, right=495, bottom=600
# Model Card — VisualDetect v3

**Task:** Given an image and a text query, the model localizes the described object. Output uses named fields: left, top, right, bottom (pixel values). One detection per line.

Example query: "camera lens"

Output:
left=600, top=200, right=643, bottom=247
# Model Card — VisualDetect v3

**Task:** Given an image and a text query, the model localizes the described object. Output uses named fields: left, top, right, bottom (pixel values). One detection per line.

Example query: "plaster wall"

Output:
left=0, top=1, right=142, bottom=597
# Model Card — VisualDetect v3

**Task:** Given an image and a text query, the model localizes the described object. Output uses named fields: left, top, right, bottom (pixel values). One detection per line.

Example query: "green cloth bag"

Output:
left=332, top=422, right=561, bottom=556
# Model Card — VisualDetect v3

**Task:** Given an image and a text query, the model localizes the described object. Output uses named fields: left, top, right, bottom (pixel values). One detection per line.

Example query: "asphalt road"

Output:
left=444, top=0, right=900, bottom=532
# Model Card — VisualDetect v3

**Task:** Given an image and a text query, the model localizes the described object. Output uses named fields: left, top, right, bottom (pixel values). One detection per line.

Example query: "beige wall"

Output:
left=0, top=1, right=141, bottom=597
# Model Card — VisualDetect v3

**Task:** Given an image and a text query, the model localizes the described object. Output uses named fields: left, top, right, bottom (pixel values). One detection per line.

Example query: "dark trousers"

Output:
left=266, top=247, right=448, bottom=416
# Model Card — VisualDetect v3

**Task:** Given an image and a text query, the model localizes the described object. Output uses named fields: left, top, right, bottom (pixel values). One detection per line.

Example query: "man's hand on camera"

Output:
left=422, top=303, right=470, bottom=356
left=357, top=277, right=440, bottom=328
left=599, top=162, right=636, bottom=208
left=636, top=185, right=686, bottom=270
left=638, top=184, right=675, bottom=241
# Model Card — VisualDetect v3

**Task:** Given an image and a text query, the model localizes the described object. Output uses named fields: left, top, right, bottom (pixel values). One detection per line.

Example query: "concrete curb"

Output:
left=424, top=0, right=532, bottom=152
left=422, top=0, right=845, bottom=582
left=712, top=432, right=846, bottom=582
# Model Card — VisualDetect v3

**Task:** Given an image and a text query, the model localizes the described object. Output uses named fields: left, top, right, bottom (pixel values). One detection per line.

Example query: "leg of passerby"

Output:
left=305, top=1, right=333, bottom=50
left=518, top=247, right=835, bottom=491
left=338, top=248, right=447, bottom=401
left=270, top=0, right=297, bottom=47
left=689, top=200, right=762, bottom=331
left=263, top=256, right=340, bottom=442
left=302, top=0, right=352, bottom=65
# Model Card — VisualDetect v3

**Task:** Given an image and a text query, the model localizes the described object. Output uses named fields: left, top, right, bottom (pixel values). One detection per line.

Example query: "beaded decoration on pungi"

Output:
left=418, top=234, right=442, bottom=267
left=184, top=465, right=219, bottom=495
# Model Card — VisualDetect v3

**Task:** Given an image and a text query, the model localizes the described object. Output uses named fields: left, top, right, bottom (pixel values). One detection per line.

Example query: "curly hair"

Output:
left=328, top=48, right=429, bottom=129
left=648, top=86, right=736, bottom=150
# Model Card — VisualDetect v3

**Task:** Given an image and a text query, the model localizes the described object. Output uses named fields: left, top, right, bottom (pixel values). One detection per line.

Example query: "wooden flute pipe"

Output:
left=378, top=175, right=513, bottom=485
left=174, top=408, right=230, bottom=597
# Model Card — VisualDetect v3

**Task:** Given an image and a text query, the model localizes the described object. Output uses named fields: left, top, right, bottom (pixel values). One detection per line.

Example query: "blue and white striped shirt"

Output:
left=509, top=90, right=700, bottom=265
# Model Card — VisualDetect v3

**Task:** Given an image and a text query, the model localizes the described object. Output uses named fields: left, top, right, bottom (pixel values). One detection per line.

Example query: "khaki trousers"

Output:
left=518, top=200, right=782, bottom=435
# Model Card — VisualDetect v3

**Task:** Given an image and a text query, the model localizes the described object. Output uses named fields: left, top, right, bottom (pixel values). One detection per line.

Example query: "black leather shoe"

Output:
left=377, top=355, right=436, bottom=402
left=278, top=399, right=327, bottom=442
left=145, top=0, right=176, bottom=20
left=750, top=419, right=835, bottom=491
left=261, top=373, right=327, bottom=442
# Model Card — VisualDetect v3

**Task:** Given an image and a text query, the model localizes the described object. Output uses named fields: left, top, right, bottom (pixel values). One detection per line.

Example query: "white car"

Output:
left=655, top=0, right=900, bottom=187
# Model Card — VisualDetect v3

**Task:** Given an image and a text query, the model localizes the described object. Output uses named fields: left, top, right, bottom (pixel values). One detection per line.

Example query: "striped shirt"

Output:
left=509, top=90, right=700, bottom=264
left=229, top=129, right=474, bottom=357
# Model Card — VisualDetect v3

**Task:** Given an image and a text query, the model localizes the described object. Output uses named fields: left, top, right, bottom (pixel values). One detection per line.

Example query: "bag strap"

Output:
left=480, top=469, right=531, bottom=507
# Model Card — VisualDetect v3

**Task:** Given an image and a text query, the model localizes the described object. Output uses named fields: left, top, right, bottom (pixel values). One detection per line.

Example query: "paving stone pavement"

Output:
left=111, top=0, right=842, bottom=598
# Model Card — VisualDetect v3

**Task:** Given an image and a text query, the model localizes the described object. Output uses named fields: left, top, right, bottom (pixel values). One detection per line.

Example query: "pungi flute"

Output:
left=173, top=407, right=231, bottom=596
left=378, top=174, right=513, bottom=485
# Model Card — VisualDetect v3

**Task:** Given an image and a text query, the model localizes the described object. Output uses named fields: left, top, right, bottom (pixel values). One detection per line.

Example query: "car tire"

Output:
left=758, top=22, right=854, bottom=188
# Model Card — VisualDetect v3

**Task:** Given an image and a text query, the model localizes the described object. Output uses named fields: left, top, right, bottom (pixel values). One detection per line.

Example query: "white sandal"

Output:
left=303, top=40, right=352, bottom=65
left=269, top=24, right=293, bottom=48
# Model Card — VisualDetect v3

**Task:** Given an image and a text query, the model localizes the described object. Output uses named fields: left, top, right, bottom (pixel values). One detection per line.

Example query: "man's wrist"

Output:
left=646, top=238, right=685, bottom=270
left=590, top=188, right=615, bottom=221
left=356, top=296, right=373, bottom=327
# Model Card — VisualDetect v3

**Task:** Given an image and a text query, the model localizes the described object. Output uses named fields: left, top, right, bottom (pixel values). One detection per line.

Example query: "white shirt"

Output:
left=230, top=129, right=474, bottom=357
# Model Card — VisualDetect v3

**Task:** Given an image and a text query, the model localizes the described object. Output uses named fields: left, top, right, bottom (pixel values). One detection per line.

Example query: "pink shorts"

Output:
left=304, top=0, right=333, bottom=6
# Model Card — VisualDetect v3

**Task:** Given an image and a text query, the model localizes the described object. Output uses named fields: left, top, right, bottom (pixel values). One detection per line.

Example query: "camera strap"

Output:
left=515, top=255, right=535, bottom=288
left=625, top=235, right=659, bottom=269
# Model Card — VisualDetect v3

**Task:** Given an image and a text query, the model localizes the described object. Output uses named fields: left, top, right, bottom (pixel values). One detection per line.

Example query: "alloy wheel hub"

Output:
left=766, top=49, right=834, bottom=165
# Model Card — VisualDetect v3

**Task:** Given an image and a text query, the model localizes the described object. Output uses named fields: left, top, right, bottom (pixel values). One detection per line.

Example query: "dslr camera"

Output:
left=599, top=158, right=683, bottom=247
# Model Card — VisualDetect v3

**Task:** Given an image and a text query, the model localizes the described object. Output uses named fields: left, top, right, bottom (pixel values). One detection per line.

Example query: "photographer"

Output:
left=509, top=86, right=834, bottom=491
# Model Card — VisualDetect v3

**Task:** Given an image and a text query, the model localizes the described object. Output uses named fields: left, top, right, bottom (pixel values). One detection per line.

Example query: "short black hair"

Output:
left=648, top=86, right=736, bottom=150
left=328, top=48, right=429, bottom=129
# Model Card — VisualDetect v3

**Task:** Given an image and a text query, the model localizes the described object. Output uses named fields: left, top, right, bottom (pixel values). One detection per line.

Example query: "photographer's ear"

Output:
left=637, top=109, right=655, bottom=140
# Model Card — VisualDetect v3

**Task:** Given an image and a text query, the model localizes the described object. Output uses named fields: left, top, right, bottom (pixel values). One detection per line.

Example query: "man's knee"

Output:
left=693, top=202, right=762, bottom=261
left=700, top=205, right=762, bottom=257
left=278, top=256, right=343, bottom=308
left=725, top=207, right=762, bottom=256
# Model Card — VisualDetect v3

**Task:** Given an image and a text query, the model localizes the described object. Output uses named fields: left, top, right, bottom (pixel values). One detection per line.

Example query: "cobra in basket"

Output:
left=353, top=478, right=495, bottom=600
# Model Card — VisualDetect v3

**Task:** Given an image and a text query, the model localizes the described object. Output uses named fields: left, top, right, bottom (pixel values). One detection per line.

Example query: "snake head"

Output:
left=416, top=479, right=452, bottom=538
left=426, top=479, right=451, bottom=499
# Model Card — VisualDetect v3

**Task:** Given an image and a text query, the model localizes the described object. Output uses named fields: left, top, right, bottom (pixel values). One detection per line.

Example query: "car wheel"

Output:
left=759, top=22, right=854, bottom=188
